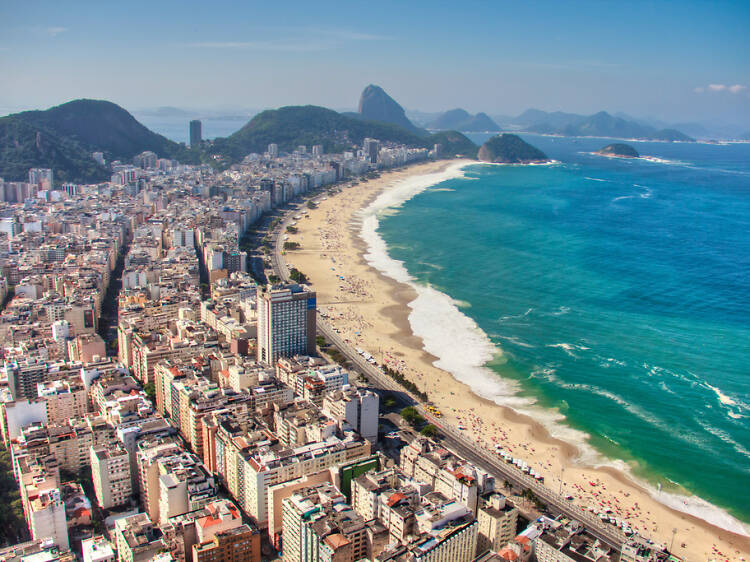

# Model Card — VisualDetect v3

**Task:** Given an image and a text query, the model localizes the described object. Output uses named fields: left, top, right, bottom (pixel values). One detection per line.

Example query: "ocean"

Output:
left=132, top=113, right=251, bottom=143
left=366, top=135, right=750, bottom=533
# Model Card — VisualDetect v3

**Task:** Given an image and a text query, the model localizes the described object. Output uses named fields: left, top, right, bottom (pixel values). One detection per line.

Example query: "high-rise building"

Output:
left=323, top=387, right=379, bottom=442
left=190, top=120, right=202, bottom=147
left=256, top=284, right=316, bottom=365
left=476, top=493, right=519, bottom=555
left=29, top=168, right=53, bottom=190
left=91, top=444, right=132, bottom=508
left=363, top=138, right=379, bottom=164
left=267, top=143, right=279, bottom=158
left=16, top=457, right=69, bottom=551
left=312, top=144, right=323, bottom=157
left=4, top=359, right=53, bottom=400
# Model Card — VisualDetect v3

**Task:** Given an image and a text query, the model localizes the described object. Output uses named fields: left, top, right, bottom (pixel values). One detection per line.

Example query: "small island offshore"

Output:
left=478, top=133, right=549, bottom=164
left=596, top=143, right=640, bottom=158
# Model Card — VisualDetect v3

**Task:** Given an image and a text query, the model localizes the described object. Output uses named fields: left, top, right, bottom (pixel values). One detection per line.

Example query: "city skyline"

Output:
left=1, top=0, right=749, bottom=127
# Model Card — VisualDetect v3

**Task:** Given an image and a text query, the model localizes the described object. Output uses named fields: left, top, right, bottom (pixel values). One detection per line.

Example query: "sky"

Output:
left=1, top=0, right=749, bottom=127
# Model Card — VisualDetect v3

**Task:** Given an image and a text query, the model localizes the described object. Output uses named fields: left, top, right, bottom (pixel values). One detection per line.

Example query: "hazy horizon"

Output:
left=1, top=0, right=749, bottom=129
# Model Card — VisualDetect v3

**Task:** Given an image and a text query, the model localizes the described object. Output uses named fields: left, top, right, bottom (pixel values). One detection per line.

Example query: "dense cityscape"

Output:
left=0, top=113, right=691, bottom=562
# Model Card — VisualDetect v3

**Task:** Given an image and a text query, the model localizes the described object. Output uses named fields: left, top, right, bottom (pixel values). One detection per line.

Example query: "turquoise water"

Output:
left=377, top=135, right=750, bottom=526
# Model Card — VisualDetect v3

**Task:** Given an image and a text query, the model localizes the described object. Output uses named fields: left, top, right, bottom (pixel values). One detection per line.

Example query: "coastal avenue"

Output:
left=269, top=189, right=631, bottom=551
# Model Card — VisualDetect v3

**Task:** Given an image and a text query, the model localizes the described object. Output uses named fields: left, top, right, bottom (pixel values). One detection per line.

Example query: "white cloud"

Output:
left=188, top=28, right=391, bottom=52
left=307, top=29, right=392, bottom=41
left=188, top=40, right=323, bottom=52
left=45, top=26, right=67, bottom=37
left=695, top=83, right=748, bottom=95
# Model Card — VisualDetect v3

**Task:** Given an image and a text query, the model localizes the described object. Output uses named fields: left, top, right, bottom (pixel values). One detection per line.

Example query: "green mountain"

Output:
left=210, top=105, right=476, bottom=160
left=0, top=116, right=109, bottom=183
left=429, top=109, right=500, bottom=132
left=597, top=143, right=639, bottom=158
left=0, top=99, right=200, bottom=183
left=429, top=130, right=479, bottom=158
left=477, top=134, right=548, bottom=164
left=1, top=99, right=477, bottom=182
left=357, top=85, right=424, bottom=135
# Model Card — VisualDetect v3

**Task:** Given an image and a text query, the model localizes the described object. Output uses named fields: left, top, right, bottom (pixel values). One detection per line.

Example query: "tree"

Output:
left=420, top=424, right=439, bottom=438
left=143, top=382, right=156, bottom=402
left=286, top=225, right=298, bottom=234
left=400, top=406, right=424, bottom=426
left=289, top=268, right=308, bottom=284
left=0, top=447, right=29, bottom=544
left=383, top=395, right=397, bottom=409
left=307, top=201, right=317, bottom=210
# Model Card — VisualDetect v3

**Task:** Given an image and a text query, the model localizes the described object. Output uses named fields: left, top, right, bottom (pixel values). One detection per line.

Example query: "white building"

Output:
left=323, top=386, right=379, bottom=442
left=36, top=379, right=88, bottom=423
left=91, top=444, right=132, bottom=509
left=82, top=536, right=116, bottom=562
left=27, top=488, right=69, bottom=552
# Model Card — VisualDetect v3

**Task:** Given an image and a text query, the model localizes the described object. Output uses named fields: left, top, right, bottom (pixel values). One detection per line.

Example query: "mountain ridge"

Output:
left=514, top=109, right=694, bottom=141
left=211, top=105, right=476, bottom=160
left=428, top=109, right=500, bottom=132
left=0, top=98, right=479, bottom=182
left=357, top=85, right=424, bottom=135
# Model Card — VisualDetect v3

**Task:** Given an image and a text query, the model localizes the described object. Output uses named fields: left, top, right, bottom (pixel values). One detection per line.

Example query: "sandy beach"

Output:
left=284, top=159, right=750, bottom=561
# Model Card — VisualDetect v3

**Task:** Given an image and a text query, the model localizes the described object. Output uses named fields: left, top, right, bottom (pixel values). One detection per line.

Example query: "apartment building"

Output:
left=476, top=493, right=519, bottom=556
left=16, top=456, right=69, bottom=551
left=90, top=444, right=132, bottom=509
left=113, top=512, right=167, bottom=562
left=256, top=284, right=316, bottom=365
left=36, top=378, right=88, bottom=423
left=323, top=386, right=379, bottom=442
left=81, top=536, right=116, bottom=562
left=191, top=524, right=259, bottom=562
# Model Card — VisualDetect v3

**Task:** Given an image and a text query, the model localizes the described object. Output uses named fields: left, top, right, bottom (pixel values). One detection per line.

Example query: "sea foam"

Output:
left=355, top=160, right=750, bottom=538
left=358, top=162, right=606, bottom=460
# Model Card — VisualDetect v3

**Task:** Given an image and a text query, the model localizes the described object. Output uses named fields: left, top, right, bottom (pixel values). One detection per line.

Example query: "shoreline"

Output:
left=284, top=159, right=750, bottom=561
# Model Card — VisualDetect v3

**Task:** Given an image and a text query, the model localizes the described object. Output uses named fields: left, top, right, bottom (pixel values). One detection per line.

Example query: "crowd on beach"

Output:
left=293, top=190, right=683, bottom=543
left=283, top=169, right=750, bottom=562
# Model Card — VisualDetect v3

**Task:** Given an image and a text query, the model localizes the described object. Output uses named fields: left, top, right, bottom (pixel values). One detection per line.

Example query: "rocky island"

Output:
left=477, top=133, right=549, bottom=164
left=596, top=143, right=640, bottom=158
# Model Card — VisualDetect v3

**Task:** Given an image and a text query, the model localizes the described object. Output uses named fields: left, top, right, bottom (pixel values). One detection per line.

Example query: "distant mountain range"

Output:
left=427, top=109, right=500, bottom=132
left=521, top=110, right=694, bottom=142
left=416, top=107, right=696, bottom=141
left=0, top=88, right=478, bottom=182
left=210, top=102, right=475, bottom=161
left=10, top=85, right=745, bottom=184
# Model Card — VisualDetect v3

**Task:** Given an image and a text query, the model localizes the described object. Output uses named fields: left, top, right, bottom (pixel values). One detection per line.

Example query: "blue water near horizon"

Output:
left=377, top=134, right=750, bottom=525
left=133, top=113, right=250, bottom=144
